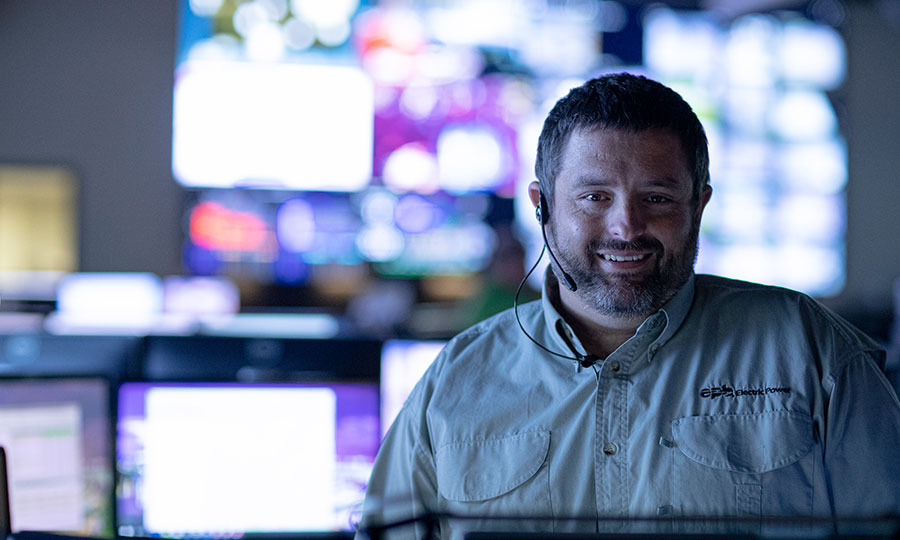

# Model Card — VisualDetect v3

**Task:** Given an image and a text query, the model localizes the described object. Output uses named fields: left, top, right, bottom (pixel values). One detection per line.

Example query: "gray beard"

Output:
left=549, top=219, right=701, bottom=318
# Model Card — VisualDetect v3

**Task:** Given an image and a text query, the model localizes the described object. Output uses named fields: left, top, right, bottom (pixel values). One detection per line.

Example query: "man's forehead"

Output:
left=560, top=127, right=689, bottom=168
left=567, top=125, right=682, bottom=146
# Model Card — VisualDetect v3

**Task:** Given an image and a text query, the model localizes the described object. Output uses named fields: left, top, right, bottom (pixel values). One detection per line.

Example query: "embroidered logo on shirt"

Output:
left=699, top=384, right=791, bottom=399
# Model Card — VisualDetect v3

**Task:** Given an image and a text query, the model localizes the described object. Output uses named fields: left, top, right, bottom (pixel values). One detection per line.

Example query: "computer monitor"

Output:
left=116, top=381, right=380, bottom=538
left=0, top=334, right=142, bottom=381
left=0, top=377, right=114, bottom=537
left=141, top=335, right=381, bottom=382
left=379, top=339, right=445, bottom=436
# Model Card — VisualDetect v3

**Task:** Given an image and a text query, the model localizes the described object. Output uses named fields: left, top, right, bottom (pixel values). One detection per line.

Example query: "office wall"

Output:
left=839, top=0, right=900, bottom=327
left=0, top=0, right=898, bottom=330
left=0, top=0, right=182, bottom=276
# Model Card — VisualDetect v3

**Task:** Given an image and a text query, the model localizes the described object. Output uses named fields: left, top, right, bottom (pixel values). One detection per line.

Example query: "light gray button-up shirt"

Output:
left=357, top=272, right=900, bottom=539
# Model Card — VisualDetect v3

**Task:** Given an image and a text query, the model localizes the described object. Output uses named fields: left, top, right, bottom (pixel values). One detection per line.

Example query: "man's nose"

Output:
left=606, top=198, right=646, bottom=239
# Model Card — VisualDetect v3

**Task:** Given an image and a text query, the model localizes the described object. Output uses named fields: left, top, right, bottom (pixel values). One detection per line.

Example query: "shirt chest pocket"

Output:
left=669, top=410, right=816, bottom=517
left=435, top=430, right=552, bottom=515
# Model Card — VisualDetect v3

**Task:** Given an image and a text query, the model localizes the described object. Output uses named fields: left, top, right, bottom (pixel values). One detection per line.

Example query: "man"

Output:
left=356, top=73, right=900, bottom=539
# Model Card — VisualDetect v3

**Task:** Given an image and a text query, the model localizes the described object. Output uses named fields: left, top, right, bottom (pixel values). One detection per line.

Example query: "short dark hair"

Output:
left=534, top=72, right=710, bottom=211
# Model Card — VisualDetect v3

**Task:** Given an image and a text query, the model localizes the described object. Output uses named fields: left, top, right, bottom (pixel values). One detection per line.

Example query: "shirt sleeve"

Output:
left=824, top=351, right=900, bottom=518
left=355, top=386, right=440, bottom=540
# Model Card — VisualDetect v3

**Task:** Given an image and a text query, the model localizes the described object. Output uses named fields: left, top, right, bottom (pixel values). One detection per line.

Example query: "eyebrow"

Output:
left=570, top=175, right=686, bottom=189
left=646, top=176, right=685, bottom=189
left=568, top=175, right=609, bottom=187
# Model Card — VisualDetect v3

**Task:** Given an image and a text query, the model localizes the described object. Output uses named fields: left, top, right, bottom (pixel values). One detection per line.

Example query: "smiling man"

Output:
left=356, top=73, right=900, bottom=540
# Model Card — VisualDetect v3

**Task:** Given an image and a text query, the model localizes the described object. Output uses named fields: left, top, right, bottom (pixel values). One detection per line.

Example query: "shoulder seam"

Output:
left=803, top=295, right=881, bottom=357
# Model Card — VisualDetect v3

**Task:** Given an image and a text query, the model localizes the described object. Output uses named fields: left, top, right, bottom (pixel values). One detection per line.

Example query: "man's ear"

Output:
left=696, top=184, right=712, bottom=222
left=528, top=181, right=542, bottom=210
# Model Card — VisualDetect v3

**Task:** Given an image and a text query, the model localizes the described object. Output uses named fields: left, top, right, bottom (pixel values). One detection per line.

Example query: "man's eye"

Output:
left=647, top=195, right=671, bottom=204
left=585, top=193, right=606, bottom=201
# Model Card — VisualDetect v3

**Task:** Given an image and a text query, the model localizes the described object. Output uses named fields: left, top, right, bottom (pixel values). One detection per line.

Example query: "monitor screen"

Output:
left=116, top=381, right=380, bottom=537
left=182, top=188, right=506, bottom=284
left=0, top=377, right=114, bottom=537
left=172, top=61, right=374, bottom=191
left=0, top=164, right=77, bottom=303
left=379, top=339, right=444, bottom=436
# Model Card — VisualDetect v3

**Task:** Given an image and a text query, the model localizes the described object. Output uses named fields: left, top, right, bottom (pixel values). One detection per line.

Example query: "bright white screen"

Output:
left=172, top=60, right=373, bottom=190
left=0, top=403, right=84, bottom=531
left=141, top=387, right=337, bottom=534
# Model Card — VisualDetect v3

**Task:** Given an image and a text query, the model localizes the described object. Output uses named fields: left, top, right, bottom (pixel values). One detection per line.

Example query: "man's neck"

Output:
left=557, top=286, right=649, bottom=360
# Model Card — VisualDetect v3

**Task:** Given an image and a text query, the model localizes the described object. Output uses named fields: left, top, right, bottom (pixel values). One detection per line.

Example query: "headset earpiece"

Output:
left=535, top=188, right=577, bottom=293
left=538, top=191, right=550, bottom=224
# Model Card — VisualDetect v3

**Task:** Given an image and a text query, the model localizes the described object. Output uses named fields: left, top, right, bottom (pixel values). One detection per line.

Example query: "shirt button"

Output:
left=603, top=442, right=618, bottom=456
left=650, top=343, right=661, bottom=354
left=609, top=361, right=621, bottom=373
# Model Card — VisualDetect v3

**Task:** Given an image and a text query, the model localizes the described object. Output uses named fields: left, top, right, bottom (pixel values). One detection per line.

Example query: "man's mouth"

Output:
left=601, top=253, right=649, bottom=262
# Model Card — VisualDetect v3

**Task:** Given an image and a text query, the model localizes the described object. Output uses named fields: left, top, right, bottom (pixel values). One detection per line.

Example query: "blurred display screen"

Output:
left=0, top=165, right=77, bottom=301
left=116, top=381, right=380, bottom=537
left=0, top=377, right=113, bottom=537
left=173, top=61, right=374, bottom=190
left=379, top=339, right=445, bottom=436
left=53, top=273, right=164, bottom=331
left=182, top=188, right=508, bottom=282
left=162, top=275, right=240, bottom=317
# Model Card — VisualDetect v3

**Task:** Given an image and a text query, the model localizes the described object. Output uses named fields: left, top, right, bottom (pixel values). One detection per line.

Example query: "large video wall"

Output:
left=172, top=0, right=847, bottom=299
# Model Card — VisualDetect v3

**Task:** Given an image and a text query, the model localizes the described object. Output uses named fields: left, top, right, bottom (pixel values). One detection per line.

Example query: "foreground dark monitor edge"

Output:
left=356, top=512, right=900, bottom=540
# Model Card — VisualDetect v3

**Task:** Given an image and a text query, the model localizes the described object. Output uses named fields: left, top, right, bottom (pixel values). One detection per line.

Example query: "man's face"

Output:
left=544, top=127, right=711, bottom=318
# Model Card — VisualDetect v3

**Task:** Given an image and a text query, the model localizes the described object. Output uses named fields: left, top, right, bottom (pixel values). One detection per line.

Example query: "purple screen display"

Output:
left=116, top=381, right=380, bottom=537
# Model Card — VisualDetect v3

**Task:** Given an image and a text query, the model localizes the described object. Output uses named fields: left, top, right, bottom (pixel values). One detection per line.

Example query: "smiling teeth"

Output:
left=603, top=254, right=646, bottom=262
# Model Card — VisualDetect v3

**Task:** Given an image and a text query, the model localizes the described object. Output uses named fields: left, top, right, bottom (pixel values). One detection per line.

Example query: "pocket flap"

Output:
left=671, top=410, right=813, bottom=473
left=436, top=430, right=550, bottom=501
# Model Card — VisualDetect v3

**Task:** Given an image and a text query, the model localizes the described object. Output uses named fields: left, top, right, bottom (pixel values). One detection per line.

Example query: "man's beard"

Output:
left=549, top=218, right=701, bottom=318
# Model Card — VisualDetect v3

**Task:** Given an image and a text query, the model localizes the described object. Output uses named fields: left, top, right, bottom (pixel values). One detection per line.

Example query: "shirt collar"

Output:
left=540, top=268, right=580, bottom=362
left=653, top=273, right=695, bottom=352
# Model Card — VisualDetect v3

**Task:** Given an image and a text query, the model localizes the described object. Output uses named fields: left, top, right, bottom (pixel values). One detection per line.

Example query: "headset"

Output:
left=513, top=189, right=600, bottom=368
